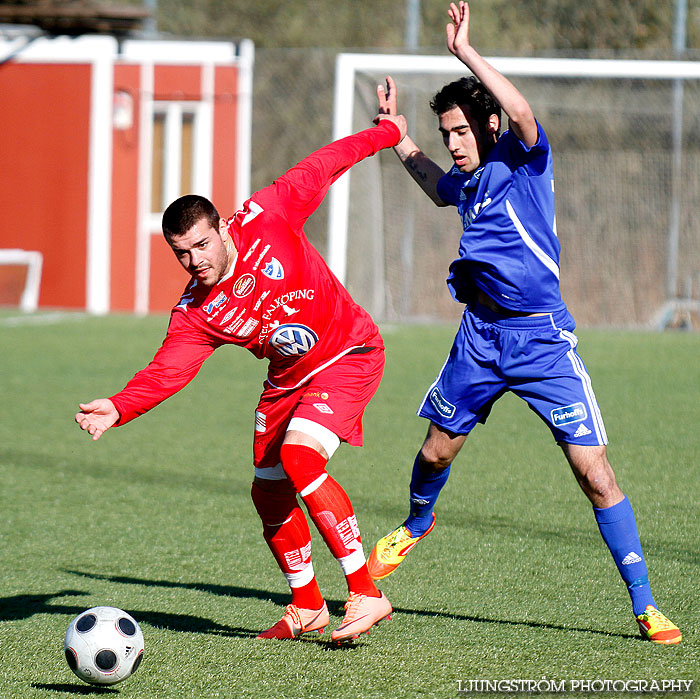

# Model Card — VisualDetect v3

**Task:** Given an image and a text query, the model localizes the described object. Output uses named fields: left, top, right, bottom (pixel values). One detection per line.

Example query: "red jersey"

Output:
left=110, top=120, right=402, bottom=426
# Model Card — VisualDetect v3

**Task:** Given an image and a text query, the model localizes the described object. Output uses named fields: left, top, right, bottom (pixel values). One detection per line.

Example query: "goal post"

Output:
left=329, top=53, right=700, bottom=328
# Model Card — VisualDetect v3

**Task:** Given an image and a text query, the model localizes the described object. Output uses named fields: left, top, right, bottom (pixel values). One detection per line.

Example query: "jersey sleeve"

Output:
left=110, top=309, right=220, bottom=426
left=502, top=121, right=550, bottom=167
left=252, top=120, right=402, bottom=233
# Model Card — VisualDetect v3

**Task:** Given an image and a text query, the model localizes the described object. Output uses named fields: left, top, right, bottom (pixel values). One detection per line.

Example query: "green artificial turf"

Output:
left=0, top=312, right=697, bottom=698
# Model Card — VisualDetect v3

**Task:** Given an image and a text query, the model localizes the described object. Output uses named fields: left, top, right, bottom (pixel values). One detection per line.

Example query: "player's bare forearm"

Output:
left=447, top=1, right=537, bottom=147
left=394, top=136, right=447, bottom=207
left=456, top=45, right=536, bottom=146
left=376, top=76, right=445, bottom=205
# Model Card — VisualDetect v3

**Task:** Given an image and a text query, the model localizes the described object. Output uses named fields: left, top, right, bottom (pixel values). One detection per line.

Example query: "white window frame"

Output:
left=146, top=99, right=213, bottom=232
left=135, top=61, right=216, bottom=313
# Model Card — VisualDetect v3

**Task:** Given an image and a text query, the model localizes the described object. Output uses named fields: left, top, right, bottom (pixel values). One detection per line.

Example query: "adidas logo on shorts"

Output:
left=573, top=423, right=592, bottom=438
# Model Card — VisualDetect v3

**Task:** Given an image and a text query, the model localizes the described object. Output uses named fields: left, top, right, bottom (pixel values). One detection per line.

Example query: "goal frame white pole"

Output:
left=329, top=53, right=700, bottom=294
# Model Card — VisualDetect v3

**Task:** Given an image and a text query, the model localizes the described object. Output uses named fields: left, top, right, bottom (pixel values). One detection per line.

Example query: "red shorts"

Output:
left=253, top=345, right=385, bottom=470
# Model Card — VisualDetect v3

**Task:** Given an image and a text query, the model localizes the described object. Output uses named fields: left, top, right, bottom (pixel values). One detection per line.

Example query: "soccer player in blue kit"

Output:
left=367, top=1, right=681, bottom=644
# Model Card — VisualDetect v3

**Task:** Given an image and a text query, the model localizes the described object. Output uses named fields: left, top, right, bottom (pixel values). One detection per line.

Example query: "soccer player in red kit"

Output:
left=75, top=115, right=407, bottom=642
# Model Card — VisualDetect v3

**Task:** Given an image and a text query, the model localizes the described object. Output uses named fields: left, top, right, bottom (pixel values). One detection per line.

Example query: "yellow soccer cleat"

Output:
left=255, top=602, right=329, bottom=640
left=331, top=591, right=392, bottom=643
left=636, top=605, right=682, bottom=644
left=367, top=514, right=436, bottom=581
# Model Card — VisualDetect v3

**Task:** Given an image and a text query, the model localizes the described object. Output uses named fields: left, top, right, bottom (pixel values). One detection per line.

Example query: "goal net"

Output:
left=329, top=54, right=700, bottom=329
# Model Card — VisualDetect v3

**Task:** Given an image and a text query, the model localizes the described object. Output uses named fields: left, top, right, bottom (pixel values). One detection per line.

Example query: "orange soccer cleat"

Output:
left=255, top=602, right=330, bottom=640
left=330, top=591, right=392, bottom=643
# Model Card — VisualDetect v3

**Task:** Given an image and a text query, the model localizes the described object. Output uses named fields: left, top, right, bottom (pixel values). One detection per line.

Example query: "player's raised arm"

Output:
left=252, top=117, right=406, bottom=234
left=446, top=1, right=538, bottom=148
left=75, top=399, right=120, bottom=441
left=375, top=76, right=448, bottom=207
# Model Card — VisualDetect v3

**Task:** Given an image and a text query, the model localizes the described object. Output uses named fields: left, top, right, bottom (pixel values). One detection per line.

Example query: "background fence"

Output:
left=252, top=48, right=700, bottom=329
left=1, top=39, right=698, bottom=328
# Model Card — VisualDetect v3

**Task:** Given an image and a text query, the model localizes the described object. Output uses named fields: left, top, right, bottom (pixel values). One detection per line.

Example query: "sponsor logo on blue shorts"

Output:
left=429, top=387, right=456, bottom=419
left=551, top=402, right=587, bottom=426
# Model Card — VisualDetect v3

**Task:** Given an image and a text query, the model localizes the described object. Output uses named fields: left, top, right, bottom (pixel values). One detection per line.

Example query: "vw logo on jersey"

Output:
left=262, top=257, right=284, bottom=280
left=269, top=324, right=318, bottom=357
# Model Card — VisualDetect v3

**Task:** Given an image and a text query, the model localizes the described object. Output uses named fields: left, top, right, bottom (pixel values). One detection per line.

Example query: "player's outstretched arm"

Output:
left=75, top=399, right=119, bottom=441
left=252, top=116, right=407, bottom=234
left=375, top=76, right=448, bottom=207
left=446, top=1, right=537, bottom=148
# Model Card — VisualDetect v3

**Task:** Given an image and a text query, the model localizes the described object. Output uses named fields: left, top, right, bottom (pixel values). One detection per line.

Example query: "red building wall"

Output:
left=0, top=63, right=91, bottom=309
left=0, top=41, right=250, bottom=314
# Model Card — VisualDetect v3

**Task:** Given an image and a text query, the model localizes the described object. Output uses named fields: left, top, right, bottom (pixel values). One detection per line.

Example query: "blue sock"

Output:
left=404, top=455, right=450, bottom=537
left=594, top=496, right=656, bottom=616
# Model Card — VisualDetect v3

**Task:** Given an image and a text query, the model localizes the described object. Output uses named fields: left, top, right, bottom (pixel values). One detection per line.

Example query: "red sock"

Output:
left=251, top=481, right=324, bottom=610
left=281, top=444, right=379, bottom=597
left=290, top=579, right=324, bottom=610
left=300, top=474, right=379, bottom=597
left=344, top=565, right=380, bottom=597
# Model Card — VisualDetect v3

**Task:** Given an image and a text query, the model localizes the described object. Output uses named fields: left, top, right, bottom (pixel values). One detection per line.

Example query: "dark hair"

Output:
left=162, top=195, right=220, bottom=239
left=430, top=76, right=501, bottom=133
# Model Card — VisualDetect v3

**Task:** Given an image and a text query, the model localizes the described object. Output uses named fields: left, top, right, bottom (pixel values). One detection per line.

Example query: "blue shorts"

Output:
left=417, top=303, right=607, bottom=446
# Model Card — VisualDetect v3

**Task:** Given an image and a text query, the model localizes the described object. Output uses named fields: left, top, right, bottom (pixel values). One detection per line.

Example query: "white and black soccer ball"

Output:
left=64, top=606, right=144, bottom=685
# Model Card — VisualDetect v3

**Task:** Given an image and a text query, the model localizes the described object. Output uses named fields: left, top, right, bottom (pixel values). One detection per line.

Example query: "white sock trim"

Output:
left=299, top=472, right=328, bottom=497
left=337, top=549, right=366, bottom=575
left=285, top=564, right=315, bottom=588
left=287, top=417, right=341, bottom=459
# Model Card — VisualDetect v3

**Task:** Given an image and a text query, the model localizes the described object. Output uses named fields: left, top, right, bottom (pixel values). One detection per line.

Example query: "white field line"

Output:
left=1, top=312, right=89, bottom=327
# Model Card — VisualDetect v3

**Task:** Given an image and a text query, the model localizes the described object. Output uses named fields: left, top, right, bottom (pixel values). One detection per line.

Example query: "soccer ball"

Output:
left=64, top=606, right=144, bottom=685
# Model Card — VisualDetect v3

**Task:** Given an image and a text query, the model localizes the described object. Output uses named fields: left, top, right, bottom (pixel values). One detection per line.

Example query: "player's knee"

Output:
left=420, top=423, right=465, bottom=470
left=417, top=447, right=451, bottom=473
left=280, top=443, right=328, bottom=495
left=251, top=479, right=298, bottom=527
left=565, top=445, right=622, bottom=505
left=582, top=463, right=619, bottom=500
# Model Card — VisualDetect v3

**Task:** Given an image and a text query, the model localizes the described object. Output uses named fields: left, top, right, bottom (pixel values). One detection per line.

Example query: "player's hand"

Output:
left=75, top=398, right=119, bottom=441
left=375, top=76, right=398, bottom=117
left=446, top=1, right=471, bottom=57
left=373, top=113, right=408, bottom=143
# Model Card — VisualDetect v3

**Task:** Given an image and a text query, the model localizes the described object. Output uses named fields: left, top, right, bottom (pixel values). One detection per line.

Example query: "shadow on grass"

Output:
left=63, top=569, right=639, bottom=641
left=31, top=683, right=118, bottom=695
left=0, top=589, right=257, bottom=639
left=0, top=590, right=90, bottom=621
left=64, top=569, right=293, bottom=607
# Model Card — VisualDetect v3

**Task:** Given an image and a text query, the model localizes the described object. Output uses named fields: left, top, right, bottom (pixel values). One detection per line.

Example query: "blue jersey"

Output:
left=437, top=122, right=565, bottom=313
